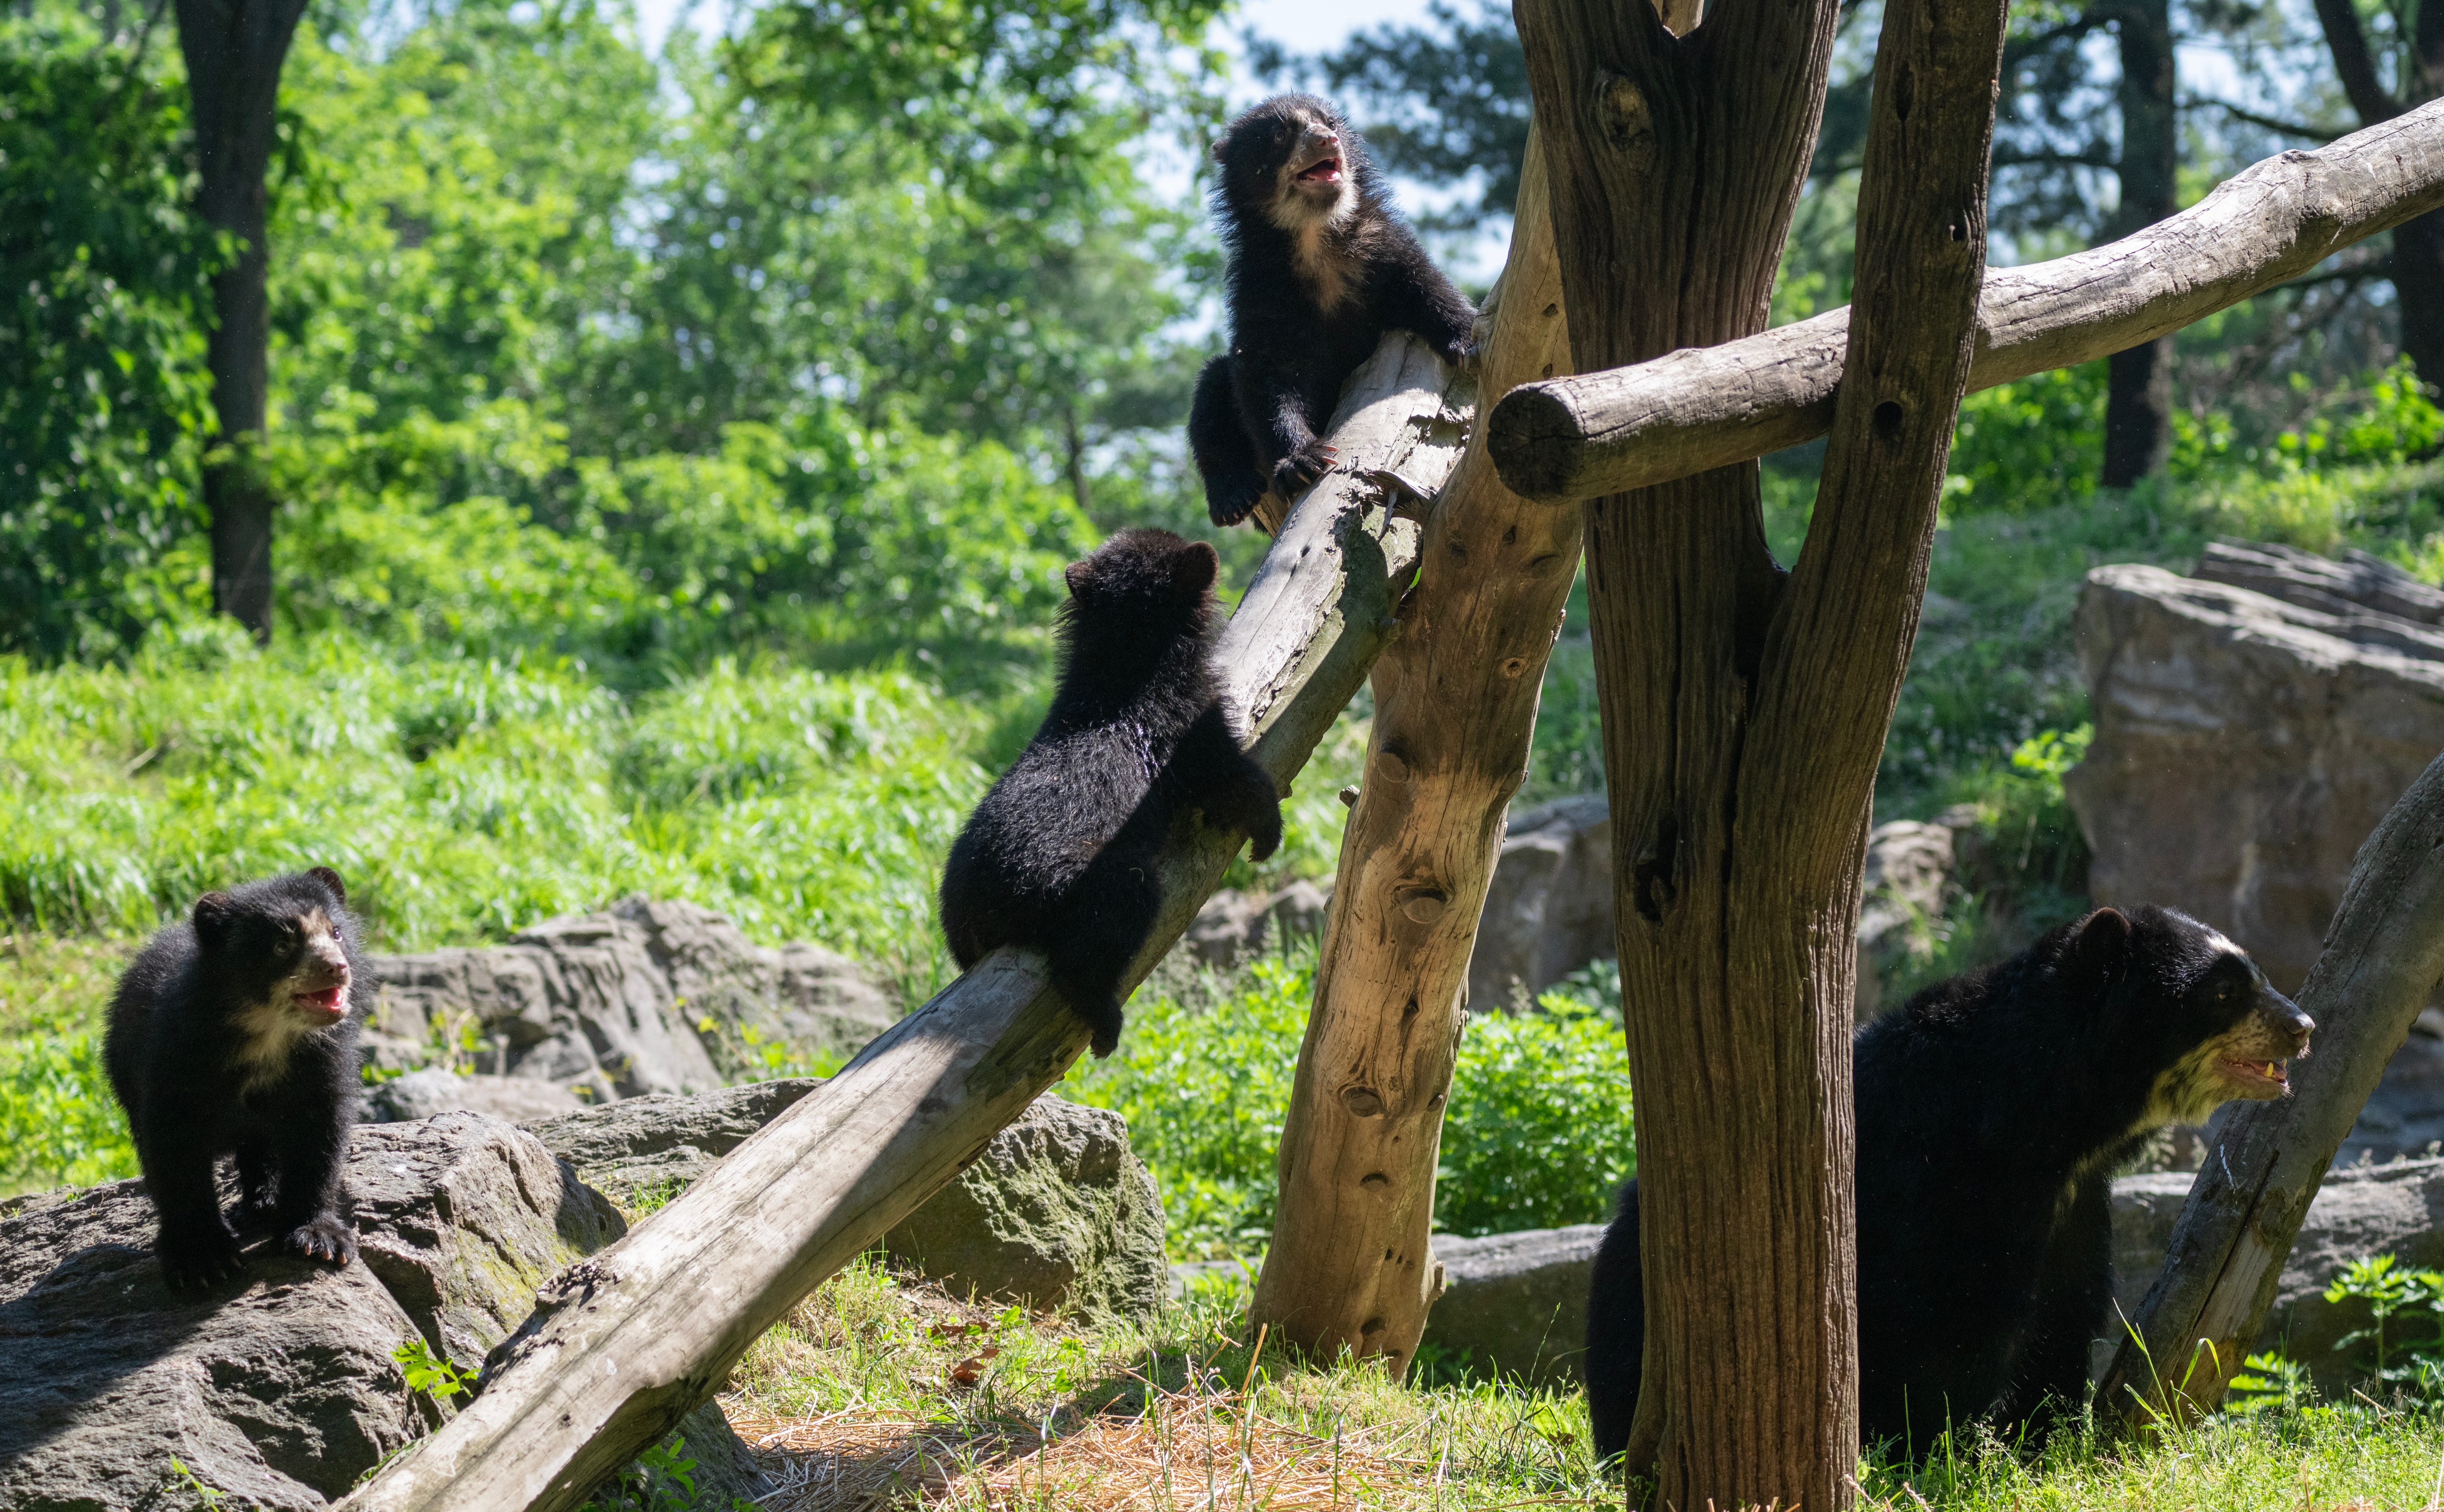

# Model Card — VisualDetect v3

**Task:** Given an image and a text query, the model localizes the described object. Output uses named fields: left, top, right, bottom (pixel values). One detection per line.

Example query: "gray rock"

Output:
left=880, top=1096, right=1167, bottom=1327
left=2065, top=562, right=2444, bottom=1160
left=2108, top=1156, right=2444, bottom=1393
left=1470, top=794, right=1615, bottom=1010
left=1853, top=820, right=1959, bottom=1023
left=523, top=1083, right=1168, bottom=1325
left=364, top=897, right=897, bottom=1102
left=2194, top=538, right=2444, bottom=629
left=0, top=1112, right=766, bottom=1512
left=1180, top=881, right=1334, bottom=970
left=522, top=1079, right=822, bottom=1207
left=1420, top=1224, right=1607, bottom=1386
left=365, top=1068, right=589, bottom=1124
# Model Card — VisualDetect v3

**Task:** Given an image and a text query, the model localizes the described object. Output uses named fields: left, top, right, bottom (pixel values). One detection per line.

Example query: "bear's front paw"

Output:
left=1248, top=809, right=1283, bottom=864
left=158, top=1223, right=246, bottom=1291
left=284, top=1215, right=358, bottom=1267
left=1271, top=443, right=1337, bottom=498
left=1208, top=481, right=1266, bottom=528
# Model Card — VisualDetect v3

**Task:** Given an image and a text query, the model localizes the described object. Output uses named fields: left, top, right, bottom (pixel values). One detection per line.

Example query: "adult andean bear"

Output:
left=1585, top=904, right=2315, bottom=1459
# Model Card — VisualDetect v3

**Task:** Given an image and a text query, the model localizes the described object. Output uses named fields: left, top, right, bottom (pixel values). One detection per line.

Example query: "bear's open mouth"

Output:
left=295, top=984, right=347, bottom=1022
left=1296, top=155, right=1342, bottom=185
left=2218, top=1056, right=2288, bottom=1092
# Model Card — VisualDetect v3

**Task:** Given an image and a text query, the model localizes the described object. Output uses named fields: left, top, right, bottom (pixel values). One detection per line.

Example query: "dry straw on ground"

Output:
left=731, top=1376, right=1469, bottom=1511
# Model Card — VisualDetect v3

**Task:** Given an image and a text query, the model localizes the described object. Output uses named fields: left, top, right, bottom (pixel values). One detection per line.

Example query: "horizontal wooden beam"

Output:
left=1488, top=98, right=2444, bottom=502
left=336, top=335, right=1472, bottom=1512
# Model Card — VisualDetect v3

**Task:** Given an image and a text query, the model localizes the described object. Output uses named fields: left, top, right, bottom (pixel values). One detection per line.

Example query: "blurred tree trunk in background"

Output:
left=2314, top=0, right=2444, bottom=386
left=2102, top=0, right=2176, bottom=486
left=175, top=0, right=308, bottom=640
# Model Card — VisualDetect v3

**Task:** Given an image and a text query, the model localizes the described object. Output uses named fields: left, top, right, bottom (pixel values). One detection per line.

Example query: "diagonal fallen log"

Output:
left=337, top=334, right=1472, bottom=1512
left=1487, top=97, right=2444, bottom=503
left=2098, top=747, right=2444, bottom=1427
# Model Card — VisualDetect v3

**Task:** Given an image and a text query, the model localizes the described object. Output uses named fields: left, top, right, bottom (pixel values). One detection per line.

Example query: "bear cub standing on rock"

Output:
left=105, top=867, right=366, bottom=1290
left=1189, top=93, right=1477, bottom=528
left=940, top=529, right=1282, bottom=1056
left=1585, top=905, right=2314, bottom=1461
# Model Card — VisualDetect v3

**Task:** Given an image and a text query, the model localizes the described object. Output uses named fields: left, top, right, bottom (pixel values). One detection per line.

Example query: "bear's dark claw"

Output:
left=285, top=1216, right=358, bottom=1267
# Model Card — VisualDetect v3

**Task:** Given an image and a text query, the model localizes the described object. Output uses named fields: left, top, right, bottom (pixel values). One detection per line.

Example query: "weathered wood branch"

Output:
left=1489, top=97, right=2444, bottom=503
left=1252, top=127, right=1574, bottom=1368
left=336, top=336, right=1472, bottom=1512
left=2098, top=748, right=2444, bottom=1427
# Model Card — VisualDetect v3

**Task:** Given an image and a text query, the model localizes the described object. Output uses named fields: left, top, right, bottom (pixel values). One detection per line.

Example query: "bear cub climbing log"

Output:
left=105, top=867, right=366, bottom=1290
left=940, top=528, right=1282, bottom=1056
left=1586, top=905, right=2315, bottom=1459
left=1189, top=93, right=1477, bottom=528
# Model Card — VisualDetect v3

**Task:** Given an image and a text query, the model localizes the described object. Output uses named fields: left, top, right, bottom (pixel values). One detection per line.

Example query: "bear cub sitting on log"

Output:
left=940, top=529, right=1282, bottom=1056
left=105, top=867, right=366, bottom=1290
left=1585, top=904, right=2314, bottom=1460
left=1189, top=93, right=1477, bottom=528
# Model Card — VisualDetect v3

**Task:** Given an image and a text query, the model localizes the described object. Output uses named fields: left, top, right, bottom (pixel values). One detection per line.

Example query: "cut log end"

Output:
left=1485, top=382, right=1588, bottom=502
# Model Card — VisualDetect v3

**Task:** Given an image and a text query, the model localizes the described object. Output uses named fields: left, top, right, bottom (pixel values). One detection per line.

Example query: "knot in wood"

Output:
left=1360, top=1316, right=1388, bottom=1337
left=1341, top=1085, right=1387, bottom=1118
left=1376, top=751, right=1411, bottom=784
left=1595, top=73, right=1657, bottom=172
left=1400, top=889, right=1449, bottom=924
left=1361, top=1172, right=1390, bottom=1190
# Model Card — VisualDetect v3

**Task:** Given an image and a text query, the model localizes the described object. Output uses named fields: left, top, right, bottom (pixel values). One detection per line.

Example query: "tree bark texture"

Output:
left=1489, top=98, right=2444, bottom=503
left=176, top=0, right=308, bottom=640
left=2099, top=749, right=2444, bottom=1427
left=2307, top=0, right=2444, bottom=384
left=1521, top=0, right=2008, bottom=1499
left=1515, top=0, right=1848, bottom=1500
left=2100, top=0, right=2175, bottom=487
left=1252, top=129, right=1573, bottom=1368
left=337, top=337, right=1471, bottom=1512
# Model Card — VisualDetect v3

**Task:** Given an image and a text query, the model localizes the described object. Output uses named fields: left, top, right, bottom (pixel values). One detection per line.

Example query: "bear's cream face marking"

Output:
left=230, top=906, right=353, bottom=1094
left=2138, top=938, right=2313, bottom=1129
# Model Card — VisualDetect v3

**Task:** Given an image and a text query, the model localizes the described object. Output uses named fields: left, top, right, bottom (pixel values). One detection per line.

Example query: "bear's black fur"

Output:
left=1189, top=93, right=1477, bottom=528
left=939, top=529, right=1282, bottom=1055
left=104, top=867, right=366, bottom=1290
left=1585, top=905, right=2314, bottom=1461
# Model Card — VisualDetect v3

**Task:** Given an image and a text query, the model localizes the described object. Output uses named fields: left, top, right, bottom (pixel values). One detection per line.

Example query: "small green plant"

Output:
left=166, top=1456, right=229, bottom=1507
left=578, top=1433, right=705, bottom=1512
left=2225, top=1350, right=2315, bottom=1416
left=2325, top=1252, right=2444, bottom=1398
left=393, top=1336, right=471, bottom=1411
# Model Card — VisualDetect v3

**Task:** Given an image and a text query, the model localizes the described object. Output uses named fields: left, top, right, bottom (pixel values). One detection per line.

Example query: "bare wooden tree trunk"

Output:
left=339, top=338, right=1470, bottom=1512
left=1524, top=0, right=2007, bottom=1499
left=1252, top=129, right=1572, bottom=1367
left=2100, top=749, right=2444, bottom=1426
left=1489, top=98, right=2444, bottom=503
left=176, top=0, right=309, bottom=641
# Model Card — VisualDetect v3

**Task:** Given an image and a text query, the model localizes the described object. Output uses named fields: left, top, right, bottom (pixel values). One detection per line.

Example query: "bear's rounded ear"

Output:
left=2072, top=906, right=2133, bottom=979
left=192, top=891, right=237, bottom=947
left=308, top=866, right=346, bottom=905
left=1064, top=559, right=1095, bottom=597
left=1172, top=540, right=1220, bottom=594
left=1210, top=136, right=1230, bottom=164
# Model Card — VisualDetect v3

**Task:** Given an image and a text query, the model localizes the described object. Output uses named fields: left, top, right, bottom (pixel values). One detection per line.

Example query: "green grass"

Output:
left=719, top=1255, right=2444, bottom=1511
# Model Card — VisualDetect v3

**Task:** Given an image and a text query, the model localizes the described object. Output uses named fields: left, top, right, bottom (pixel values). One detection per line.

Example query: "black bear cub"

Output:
left=1190, top=93, right=1477, bottom=528
left=940, top=529, right=1281, bottom=1056
left=106, top=867, right=365, bottom=1290
left=1585, top=905, right=2314, bottom=1461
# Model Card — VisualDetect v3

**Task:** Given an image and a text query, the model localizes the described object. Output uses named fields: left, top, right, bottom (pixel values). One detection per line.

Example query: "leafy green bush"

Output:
left=2323, top=1253, right=2444, bottom=1401
left=1064, top=953, right=1635, bottom=1258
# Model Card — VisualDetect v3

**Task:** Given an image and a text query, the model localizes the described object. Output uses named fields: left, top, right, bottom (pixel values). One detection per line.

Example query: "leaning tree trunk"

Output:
left=2101, top=0, right=2176, bottom=487
left=175, top=0, right=309, bottom=641
left=1520, top=0, right=2007, bottom=1502
left=1251, top=130, right=1572, bottom=1366
left=337, top=337, right=1469, bottom=1512
left=2099, top=749, right=2444, bottom=1426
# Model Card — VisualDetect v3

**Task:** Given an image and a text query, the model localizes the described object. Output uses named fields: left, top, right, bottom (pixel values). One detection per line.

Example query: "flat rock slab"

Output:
left=366, top=1068, right=588, bottom=1124
left=0, top=1113, right=764, bottom=1512
left=523, top=1081, right=1168, bottom=1325
left=1420, top=1224, right=1607, bottom=1387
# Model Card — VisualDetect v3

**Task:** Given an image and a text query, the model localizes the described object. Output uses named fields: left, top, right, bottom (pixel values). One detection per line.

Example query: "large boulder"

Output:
left=0, top=1112, right=767, bottom=1512
left=523, top=1083, right=1170, bottom=1326
left=2065, top=555, right=2444, bottom=995
left=363, top=896, right=897, bottom=1101
left=1470, top=795, right=1615, bottom=1010
left=365, top=1068, right=587, bottom=1124
left=1419, top=1224, right=1607, bottom=1386
left=1180, top=880, right=1333, bottom=969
